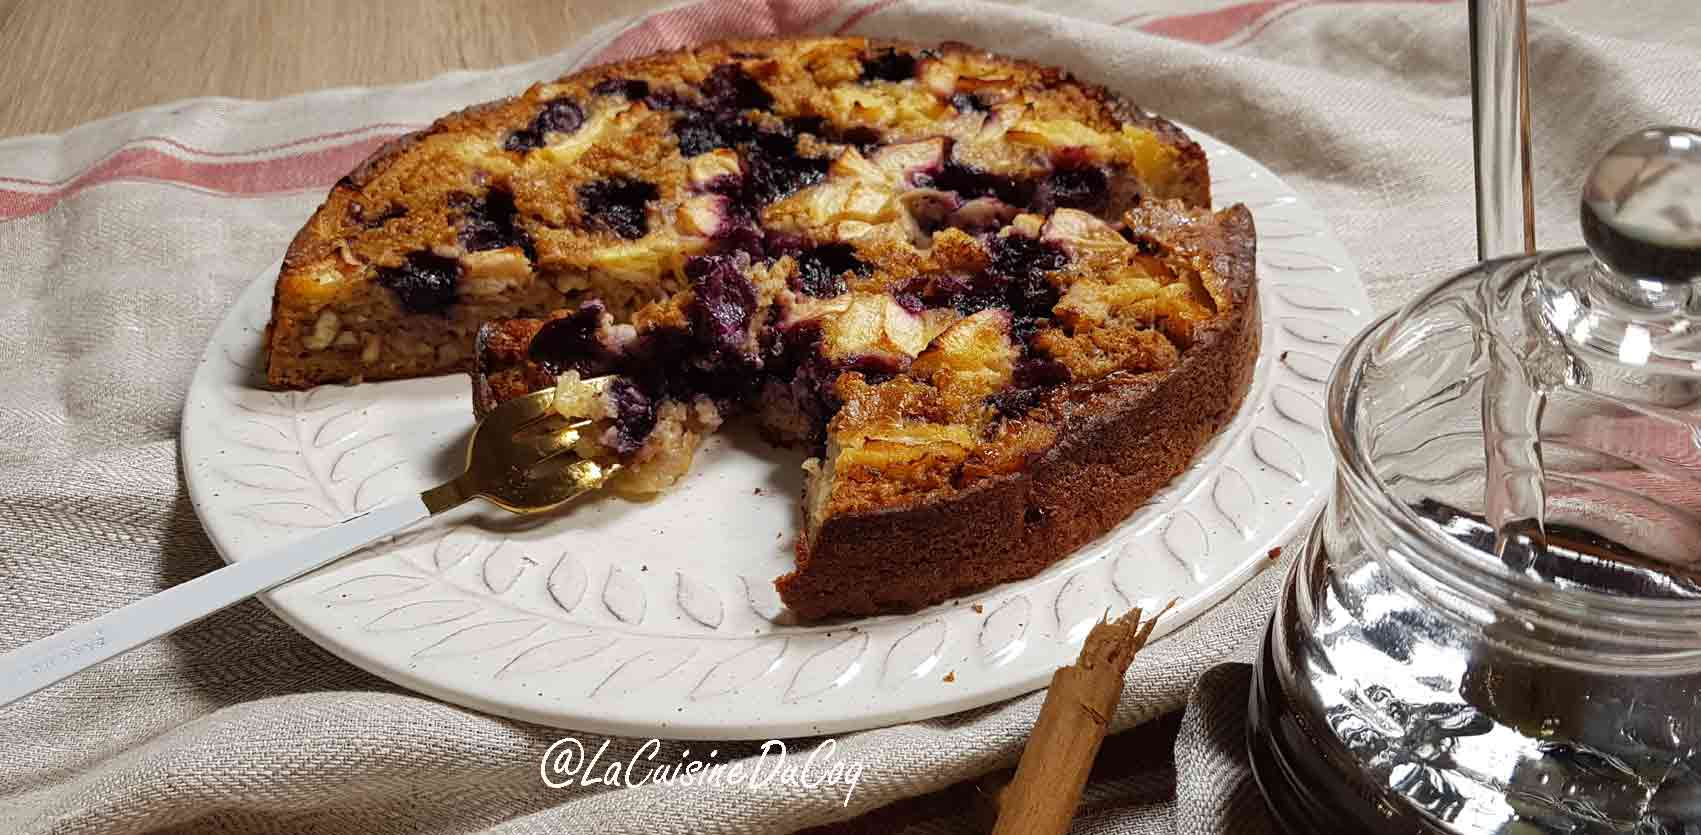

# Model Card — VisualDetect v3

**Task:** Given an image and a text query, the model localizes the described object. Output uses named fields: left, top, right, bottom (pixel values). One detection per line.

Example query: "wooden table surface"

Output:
left=0, top=0, right=671, bottom=138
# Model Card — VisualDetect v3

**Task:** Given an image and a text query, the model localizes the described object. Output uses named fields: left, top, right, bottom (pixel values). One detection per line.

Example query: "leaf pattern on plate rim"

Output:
left=483, top=540, right=537, bottom=595
left=1252, top=427, right=1307, bottom=483
left=221, top=418, right=296, bottom=454
left=1271, top=385, right=1325, bottom=430
left=330, top=434, right=399, bottom=485
left=1053, top=572, right=1106, bottom=644
left=1113, top=538, right=1205, bottom=616
left=235, top=501, right=335, bottom=529
left=316, top=573, right=431, bottom=606
left=692, top=639, right=788, bottom=701
left=1162, top=510, right=1211, bottom=584
left=366, top=599, right=481, bottom=632
left=1279, top=349, right=1333, bottom=384
left=298, top=385, right=370, bottom=416
left=414, top=619, right=545, bottom=659
left=784, top=633, right=869, bottom=704
left=435, top=527, right=484, bottom=572
left=548, top=554, right=589, bottom=613
left=603, top=566, right=646, bottom=625
left=1110, top=543, right=1145, bottom=609
left=593, top=648, right=698, bottom=699
left=1279, top=316, right=1349, bottom=347
left=979, top=595, right=1031, bottom=667
left=498, top=633, right=613, bottom=678
left=313, top=407, right=368, bottom=449
left=1274, top=283, right=1356, bottom=314
left=880, top=620, right=947, bottom=689
left=226, top=390, right=295, bottom=420
left=220, top=463, right=309, bottom=492
left=741, top=574, right=791, bottom=624
left=353, top=464, right=406, bottom=512
left=218, top=381, right=408, bottom=536
left=676, top=571, right=724, bottom=629
left=1262, top=248, right=1343, bottom=274
left=1212, top=466, right=1259, bottom=538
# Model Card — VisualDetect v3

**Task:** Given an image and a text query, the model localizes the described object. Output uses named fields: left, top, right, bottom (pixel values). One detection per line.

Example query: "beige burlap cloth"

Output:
left=3, top=1, right=1698, bottom=832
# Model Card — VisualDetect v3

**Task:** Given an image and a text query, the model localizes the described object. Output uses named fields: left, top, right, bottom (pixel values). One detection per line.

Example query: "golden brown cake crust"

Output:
left=776, top=205, right=1257, bottom=619
left=264, top=36, right=1209, bottom=390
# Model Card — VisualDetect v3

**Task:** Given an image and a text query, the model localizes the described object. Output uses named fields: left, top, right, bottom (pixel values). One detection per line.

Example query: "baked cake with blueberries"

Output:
left=266, top=37, right=1259, bottom=620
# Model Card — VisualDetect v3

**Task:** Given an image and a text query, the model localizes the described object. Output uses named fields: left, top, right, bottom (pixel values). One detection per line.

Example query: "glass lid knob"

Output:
left=1581, top=126, right=1701, bottom=285
left=1541, top=126, right=1701, bottom=365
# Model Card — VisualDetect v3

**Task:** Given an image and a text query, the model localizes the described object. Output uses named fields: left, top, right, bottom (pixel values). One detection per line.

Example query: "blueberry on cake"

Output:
left=266, top=37, right=1258, bottom=619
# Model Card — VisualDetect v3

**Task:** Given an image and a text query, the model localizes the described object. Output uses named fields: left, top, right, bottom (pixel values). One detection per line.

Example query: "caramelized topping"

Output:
left=289, top=39, right=1230, bottom=503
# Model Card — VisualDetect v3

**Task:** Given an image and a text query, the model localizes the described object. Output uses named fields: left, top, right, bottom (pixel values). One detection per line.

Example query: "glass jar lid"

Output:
left=1332, top=127, right=1701, bottom=671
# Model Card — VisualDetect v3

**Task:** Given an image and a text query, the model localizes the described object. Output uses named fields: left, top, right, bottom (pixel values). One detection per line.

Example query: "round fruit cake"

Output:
left=265, top=36, right=1259, bottom=620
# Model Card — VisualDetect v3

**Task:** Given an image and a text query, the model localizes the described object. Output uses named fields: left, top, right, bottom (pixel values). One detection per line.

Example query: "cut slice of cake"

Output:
left=265, top=36, right=1256, bottom=619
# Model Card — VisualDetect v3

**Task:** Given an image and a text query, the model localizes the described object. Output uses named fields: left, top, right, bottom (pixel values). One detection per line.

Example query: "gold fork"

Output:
left=0, top=381, right=615, bottom=707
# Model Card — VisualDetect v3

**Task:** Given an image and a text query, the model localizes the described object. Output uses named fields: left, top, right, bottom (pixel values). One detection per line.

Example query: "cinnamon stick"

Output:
left=990, top=602, right=1173, bottom=835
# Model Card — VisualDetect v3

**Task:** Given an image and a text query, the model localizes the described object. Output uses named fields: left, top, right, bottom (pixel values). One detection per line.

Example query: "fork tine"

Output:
left=527, top=440, right=590, bottom=472
left=519, top=425, right=584, bottom=462
left=475, top=390, right=556, bottom=439
left=515, top=409, right=563, bottom=433
left=463, top=379, right=619, bottom=512
left=525, top=454, right=612, bottom=491
left=483, top=454, right=612, bottom=512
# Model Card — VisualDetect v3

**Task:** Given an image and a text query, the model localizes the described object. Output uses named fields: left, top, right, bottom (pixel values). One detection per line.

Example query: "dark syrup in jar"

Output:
left=1250, top=515, right=1701, bottom=835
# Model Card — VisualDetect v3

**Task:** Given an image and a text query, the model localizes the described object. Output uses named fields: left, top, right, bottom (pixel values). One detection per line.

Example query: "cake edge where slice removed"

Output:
left=777, top=203, right=1259, bottom=619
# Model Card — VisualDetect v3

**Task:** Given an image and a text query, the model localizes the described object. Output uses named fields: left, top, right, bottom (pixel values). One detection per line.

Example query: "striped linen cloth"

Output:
left=3, top=1, right=1698, bottom=832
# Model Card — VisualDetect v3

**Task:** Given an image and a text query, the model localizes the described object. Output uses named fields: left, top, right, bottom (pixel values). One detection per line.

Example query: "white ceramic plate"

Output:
left=180, top=130, right=1370, bottom=739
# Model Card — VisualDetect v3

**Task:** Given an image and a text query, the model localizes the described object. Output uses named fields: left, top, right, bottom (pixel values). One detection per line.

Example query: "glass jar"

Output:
left=1250, top=128, right=1701, bottom=834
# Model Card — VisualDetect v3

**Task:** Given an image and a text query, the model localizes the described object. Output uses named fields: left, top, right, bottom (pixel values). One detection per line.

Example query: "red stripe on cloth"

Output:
left=0, top=133, right=404, bottom=222
left=1229, top=0, right=1456, bottom=46
left=0, top=123, right=422, bottom=188
left=1135, top=0, right=1295, bottom=44
left=1127, top=0, right=1546, bottom=46
left=589, top=0, right=851, bottom=65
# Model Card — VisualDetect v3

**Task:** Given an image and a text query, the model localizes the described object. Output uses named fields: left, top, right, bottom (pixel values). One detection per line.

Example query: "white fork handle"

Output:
left=0, top=495, right=431, bottom=708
